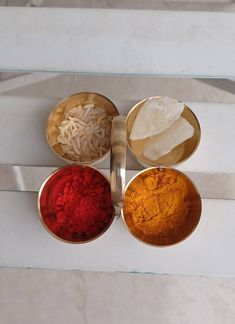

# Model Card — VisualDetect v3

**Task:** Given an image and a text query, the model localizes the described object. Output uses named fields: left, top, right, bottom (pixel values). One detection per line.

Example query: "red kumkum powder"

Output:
left=39, top=165, right=114, bottom=242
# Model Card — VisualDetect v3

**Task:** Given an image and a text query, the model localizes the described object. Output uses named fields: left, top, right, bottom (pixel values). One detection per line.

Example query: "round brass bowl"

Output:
left=38, top=164, right=115, bottom=244
left=46, top=92, right=119, bottom=165
left=126, top=96, right=201, bottom=167
left=122, top=167, right=202, bottom=247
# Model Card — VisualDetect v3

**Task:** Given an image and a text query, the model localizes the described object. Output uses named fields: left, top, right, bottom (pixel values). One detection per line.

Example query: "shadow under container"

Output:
left=46, top=92, right=119, bottom=166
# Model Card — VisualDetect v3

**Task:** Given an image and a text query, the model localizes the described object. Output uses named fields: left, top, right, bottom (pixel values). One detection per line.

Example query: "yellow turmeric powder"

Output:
left=124, top=168, right=200, bottom=245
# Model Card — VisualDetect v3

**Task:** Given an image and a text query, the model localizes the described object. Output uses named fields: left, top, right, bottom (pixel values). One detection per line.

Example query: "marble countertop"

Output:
left=0, top=95, right=235, bottom=276
left=0, top=7, right=235, bottom=77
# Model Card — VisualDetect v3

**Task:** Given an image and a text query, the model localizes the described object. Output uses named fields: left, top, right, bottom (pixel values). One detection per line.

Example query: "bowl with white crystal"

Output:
left=126, top=96, right=201, bottom=167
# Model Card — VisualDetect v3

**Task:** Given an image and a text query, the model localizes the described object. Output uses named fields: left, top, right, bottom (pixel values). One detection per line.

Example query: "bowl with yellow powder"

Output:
left=123, top=167, right=201, bottom=246
left=126, top=96, right=201, bottom=167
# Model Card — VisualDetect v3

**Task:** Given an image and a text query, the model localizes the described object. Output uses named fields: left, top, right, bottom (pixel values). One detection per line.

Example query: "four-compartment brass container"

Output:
left=42, top=93, right=202, bottom=246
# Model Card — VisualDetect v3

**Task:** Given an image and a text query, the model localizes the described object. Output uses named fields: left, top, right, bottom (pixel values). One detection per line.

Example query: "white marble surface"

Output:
left=1, top=268, right=235, bottom=324
left=0, top=96, right=235, bottom=275
left=1, top=189, right=235, bottom=277
left=1, top=7, right=235, bottom=77
left=5, top=73, right=235, bottom=103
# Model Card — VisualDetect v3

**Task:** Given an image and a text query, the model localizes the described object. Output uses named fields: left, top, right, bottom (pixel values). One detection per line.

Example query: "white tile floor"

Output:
left=1, top=268, right=235, bottom=324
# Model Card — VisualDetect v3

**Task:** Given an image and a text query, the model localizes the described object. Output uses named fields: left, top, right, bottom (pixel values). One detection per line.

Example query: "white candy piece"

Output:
left=143, top=117, right=194, bottom=161
left=130, top=96, right=184, bottom=140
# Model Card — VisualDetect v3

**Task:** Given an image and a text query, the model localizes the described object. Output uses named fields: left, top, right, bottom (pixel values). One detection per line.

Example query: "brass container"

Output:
left=38, top=164, right=115, bottom=244
left=46, top=92, right=119, bottom=165
left=122, top=167, right=202, bottom=247
left=126, top=96, right=201, bottom=167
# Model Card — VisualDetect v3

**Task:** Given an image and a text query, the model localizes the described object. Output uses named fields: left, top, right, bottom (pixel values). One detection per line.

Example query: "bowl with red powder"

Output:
left=38, top=165, right=115, bottom=243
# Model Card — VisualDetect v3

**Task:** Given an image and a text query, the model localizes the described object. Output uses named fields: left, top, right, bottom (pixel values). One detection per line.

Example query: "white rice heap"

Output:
left=57, top=104, right=113, bottom=161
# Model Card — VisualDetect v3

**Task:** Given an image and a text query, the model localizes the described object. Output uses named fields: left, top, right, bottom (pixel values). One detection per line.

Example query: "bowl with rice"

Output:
left=46, top=92, right=119, bottom=165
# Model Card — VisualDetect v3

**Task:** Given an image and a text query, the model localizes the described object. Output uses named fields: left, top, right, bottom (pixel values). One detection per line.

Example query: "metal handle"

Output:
left=110, top=116, right=127, bottom=217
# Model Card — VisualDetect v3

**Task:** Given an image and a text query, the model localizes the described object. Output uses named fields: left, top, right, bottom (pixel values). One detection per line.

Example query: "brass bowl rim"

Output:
left=38, top=164, right=115, bottom=244
left=121, top=166, right=202, bottom=247
left=126, top=96, right=201, bottom=167
left=46, top=91, right=119, bottom=165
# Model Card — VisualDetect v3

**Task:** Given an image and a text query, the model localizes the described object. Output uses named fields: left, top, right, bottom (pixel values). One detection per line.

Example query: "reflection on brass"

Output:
left=122, top=167, right=202, bottom=247
left=126, top=97, right=201, bottom=167
left=46, top=92, right=119, bottom=164
left=110, top=116, right=127, bottom=214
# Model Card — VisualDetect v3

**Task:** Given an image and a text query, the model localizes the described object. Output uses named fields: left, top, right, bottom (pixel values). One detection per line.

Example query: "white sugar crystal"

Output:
left=130, top=96, right=184, bottom=140
left=143, top=117, right=194, bottom=161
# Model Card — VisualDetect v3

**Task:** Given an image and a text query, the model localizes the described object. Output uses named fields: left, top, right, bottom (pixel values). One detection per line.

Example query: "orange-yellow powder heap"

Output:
left=124, top=168, right=191, bottom=239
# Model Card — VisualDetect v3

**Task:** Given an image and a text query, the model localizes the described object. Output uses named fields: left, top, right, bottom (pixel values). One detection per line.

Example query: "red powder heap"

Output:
left=39, top=165, right=114, bottom=242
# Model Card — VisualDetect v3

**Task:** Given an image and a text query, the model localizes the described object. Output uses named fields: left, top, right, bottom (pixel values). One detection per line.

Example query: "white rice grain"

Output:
left=57, top=104, right=113, bottom=162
